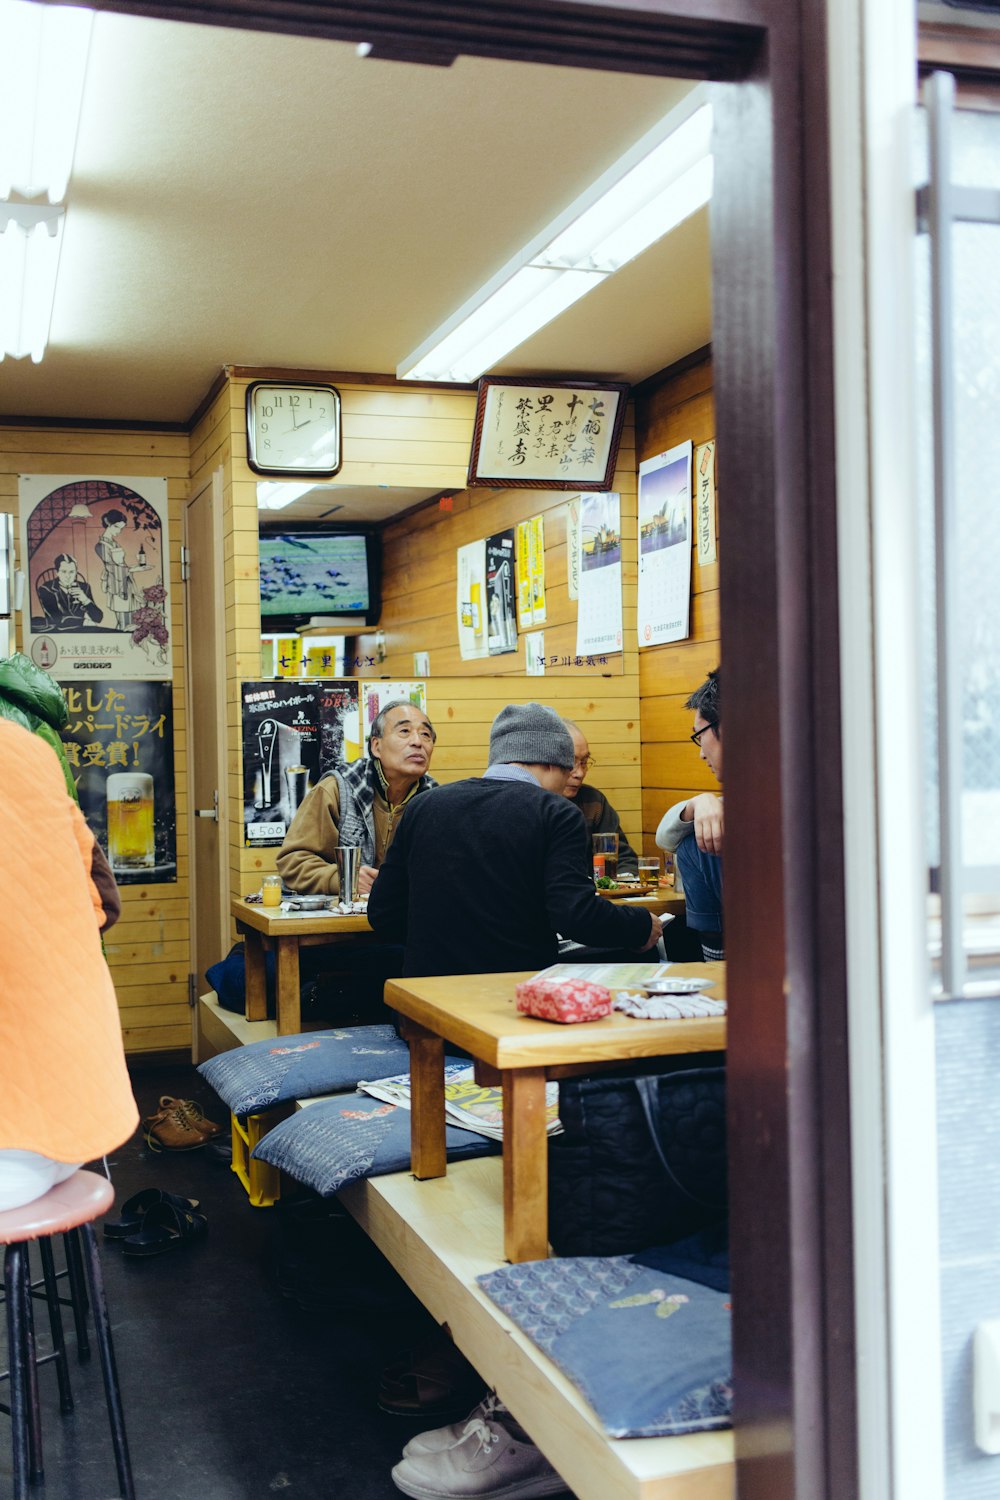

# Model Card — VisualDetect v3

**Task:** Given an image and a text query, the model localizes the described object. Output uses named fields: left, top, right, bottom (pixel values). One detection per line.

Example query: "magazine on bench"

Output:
left=358, top=1061, right=562, bottom=1142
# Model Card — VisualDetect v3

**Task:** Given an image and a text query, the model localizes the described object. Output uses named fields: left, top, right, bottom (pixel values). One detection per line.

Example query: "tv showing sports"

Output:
left=258, top=526, right=381, bottom=630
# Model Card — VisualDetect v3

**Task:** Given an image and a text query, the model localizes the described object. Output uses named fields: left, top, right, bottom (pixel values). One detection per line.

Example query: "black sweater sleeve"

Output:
left=543, top=798, right=653, bottom=949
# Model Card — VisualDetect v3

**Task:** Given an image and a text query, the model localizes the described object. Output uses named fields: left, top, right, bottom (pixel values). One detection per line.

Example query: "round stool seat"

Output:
left=0, top=1171, right=114, bottom=1245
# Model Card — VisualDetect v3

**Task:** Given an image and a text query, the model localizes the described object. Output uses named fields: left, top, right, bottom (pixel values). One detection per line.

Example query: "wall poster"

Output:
left=695, top=439, right=718, bottom=566
left=576, top=492, right=623, bottom=659
left=485, top=529, right=517, bottom=655
left=20, top=475, right=171, bottom=679
left=467, top=377, right=629, bottom=490
left=241, top=681, right=323, bottom=847
left=636, top=441, right=693, bottom=649
left=456, top=540, right=489, bottom=661
left=516, top=515, right=546, bottom=629
left=565, top=496, right=582, bottom=601
left=59, top=680, right=176, bottom=884
left=317, top=681, right=361, bottom=769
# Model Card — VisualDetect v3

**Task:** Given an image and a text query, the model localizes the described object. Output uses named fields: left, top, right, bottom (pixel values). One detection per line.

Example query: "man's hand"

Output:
left=640, top=914, right=665, bottom=951
left=684, top=792, right=724, bottom=856
left=358, top=864, right=379, bottom=895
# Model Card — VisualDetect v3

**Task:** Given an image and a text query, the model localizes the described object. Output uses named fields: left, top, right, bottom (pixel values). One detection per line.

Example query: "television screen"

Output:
left=258, top=527, right=380, bottom=627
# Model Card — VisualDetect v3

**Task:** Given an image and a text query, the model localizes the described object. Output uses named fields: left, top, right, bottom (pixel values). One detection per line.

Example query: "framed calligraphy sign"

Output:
left=467, top=377, right=629, bottom=490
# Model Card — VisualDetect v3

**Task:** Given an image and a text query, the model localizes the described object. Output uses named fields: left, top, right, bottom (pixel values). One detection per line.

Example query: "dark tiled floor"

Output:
left=1, top=1064, right=446, bottom=1499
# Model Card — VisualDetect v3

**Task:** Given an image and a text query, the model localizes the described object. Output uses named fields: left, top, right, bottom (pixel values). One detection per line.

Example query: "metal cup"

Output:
left=335, top=844, right=362, bottom=901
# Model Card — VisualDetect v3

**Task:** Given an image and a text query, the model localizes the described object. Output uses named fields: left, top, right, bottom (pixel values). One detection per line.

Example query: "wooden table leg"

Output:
left=404, top=1024, right=446, bottom=1179
left=243, top=927, right=268, bottom=1022
left=501, top=1068, right=549, bottom=1263
left=275, top=936, right=301, bottom=1036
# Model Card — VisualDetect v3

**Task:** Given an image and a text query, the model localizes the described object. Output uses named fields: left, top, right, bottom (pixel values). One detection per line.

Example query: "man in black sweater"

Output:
left=367, top=702, right=662, bottom=976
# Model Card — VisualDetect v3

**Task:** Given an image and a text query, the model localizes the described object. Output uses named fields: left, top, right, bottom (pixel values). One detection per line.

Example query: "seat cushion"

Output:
left=197, top=1024, right=410, bottom=1115
left=251, top=1093, right=498, bottom=1196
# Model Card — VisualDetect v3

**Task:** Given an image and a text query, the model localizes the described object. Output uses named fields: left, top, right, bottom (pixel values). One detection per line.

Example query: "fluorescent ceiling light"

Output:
left=257, top=481, right=318, bottom=511
left=0, top=0, right=94, bottom=202
left=398, top=89, right=712, bottom=384
left=0, top=204, right=64, bottom=362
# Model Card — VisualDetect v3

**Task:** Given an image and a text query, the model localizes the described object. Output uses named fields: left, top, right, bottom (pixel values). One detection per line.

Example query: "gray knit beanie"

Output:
left=488, top=703, right=575, bottom=769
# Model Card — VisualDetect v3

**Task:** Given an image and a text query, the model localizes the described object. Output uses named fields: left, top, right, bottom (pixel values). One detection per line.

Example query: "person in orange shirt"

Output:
left=0, top=719, right=138, bottom=1211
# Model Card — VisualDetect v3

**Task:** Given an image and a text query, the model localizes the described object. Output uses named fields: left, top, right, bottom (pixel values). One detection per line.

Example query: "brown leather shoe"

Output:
left=142, top=1095, right=222, bottom=1152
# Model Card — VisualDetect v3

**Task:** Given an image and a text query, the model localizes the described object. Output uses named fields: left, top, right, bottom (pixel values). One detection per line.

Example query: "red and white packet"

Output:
left=515, top=976, right=612, bottom=1024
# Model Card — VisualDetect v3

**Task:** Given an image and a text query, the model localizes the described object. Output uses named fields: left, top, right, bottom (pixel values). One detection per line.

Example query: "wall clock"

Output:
left=245, top=381, right=342, bottom=478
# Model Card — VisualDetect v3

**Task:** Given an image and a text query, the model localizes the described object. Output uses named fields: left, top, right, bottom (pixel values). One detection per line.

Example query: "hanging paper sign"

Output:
left=456, top=540, right=489, bottom=660
left=576, top=492, right=623, bottom=658
left=516, top=516, right=546, bottom=628
left=525, top=630, right=545, bottom=677
left=59, top=679, right=176, bottom=883
left=467, top=378, right=629, bottom=489
left=566, top=496, right=582, bottom=601
left=241, top=681, right=323, bottom=846
left=695, top=439, right=718, bottom=566
left=637, top=441, right=693, bottom=648
left=486, top=529, right=517, bottom=655
left=21, top=475, right=171, bottom=680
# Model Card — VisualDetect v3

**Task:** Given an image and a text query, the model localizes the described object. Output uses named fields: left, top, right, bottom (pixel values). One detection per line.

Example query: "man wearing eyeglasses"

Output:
left=655, top=668, right=724, bottom=960
left=562, top=721, right=640, bottom=877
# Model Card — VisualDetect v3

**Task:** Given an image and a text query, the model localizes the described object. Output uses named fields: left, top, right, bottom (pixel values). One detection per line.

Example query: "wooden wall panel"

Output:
left=634, top=354, right=720, bottom=855
left=0, top=428, right=192, bottom=1053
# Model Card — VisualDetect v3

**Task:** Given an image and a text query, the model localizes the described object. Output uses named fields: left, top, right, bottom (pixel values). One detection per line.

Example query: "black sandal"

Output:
left=121, top=1201, right=208, bottom=1257
left=104, top=1188, right=200, bottom=1240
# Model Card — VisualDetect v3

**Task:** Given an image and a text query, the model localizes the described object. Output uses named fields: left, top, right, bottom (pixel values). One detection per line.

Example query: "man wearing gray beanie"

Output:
left=368, top=702, right=662, bottom=976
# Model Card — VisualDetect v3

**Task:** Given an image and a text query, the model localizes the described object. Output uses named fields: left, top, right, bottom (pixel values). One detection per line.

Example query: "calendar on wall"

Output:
left=576, top=492, right=623, bottom=658
left=636, top=441, right=693, bottom=649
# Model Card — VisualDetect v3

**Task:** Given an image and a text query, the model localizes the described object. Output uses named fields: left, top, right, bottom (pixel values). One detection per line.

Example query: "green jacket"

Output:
left=0, top=652, right=76, bottom=799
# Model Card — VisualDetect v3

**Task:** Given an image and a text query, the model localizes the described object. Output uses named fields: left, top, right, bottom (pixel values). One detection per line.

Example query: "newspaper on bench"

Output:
left=358, top=1061, right=562, bottom=1142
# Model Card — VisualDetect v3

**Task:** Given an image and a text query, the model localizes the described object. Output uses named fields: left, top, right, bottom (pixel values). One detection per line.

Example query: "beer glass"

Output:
left=637, top=855, right=660, bottom=886
left=335, top=844, right=362, bottom=902
left=284, top=764, right=310, bottom=817
left=592, top=832, right=618, bottom=883
left=106, top=772, right=155, bottom=871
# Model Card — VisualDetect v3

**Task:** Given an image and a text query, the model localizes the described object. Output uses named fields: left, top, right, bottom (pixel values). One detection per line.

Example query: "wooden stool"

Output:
left=0, top=1171, right=135, bottom=1499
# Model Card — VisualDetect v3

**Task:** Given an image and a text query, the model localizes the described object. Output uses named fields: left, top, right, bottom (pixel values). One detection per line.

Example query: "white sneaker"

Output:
left=403, top=1394, right=510, bottom=1460
left=391, top=1412, right=568, bottom=1499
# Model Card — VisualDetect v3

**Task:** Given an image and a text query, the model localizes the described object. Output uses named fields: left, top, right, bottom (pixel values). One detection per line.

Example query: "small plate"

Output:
left=641, top=977, right=715, bottom=996
left=282, top=893, right=332, bottom=910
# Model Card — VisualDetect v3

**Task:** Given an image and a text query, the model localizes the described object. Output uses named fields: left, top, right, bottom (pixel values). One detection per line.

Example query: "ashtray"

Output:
left=283, top=893, right=332, bottom=910
left=641, top=977, right=715, bottom=996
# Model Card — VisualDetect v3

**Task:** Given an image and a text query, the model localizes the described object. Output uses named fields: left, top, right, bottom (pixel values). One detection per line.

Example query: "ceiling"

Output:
left=0, top=7, right=713, bottom=518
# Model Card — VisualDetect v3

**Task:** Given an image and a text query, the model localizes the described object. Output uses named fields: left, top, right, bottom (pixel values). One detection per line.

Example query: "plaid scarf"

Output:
left=331, top=755, right=436, bottom=865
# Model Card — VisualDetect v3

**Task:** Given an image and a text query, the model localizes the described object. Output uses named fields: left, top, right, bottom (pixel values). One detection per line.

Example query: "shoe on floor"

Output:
left=391, top=1412, right=567, bottom=1499
left=403, top=1394, right=511, bottom=1459
left=142, top=1095, right=222, bottom=1152
left=379, top=1330, right=486, bottom=1418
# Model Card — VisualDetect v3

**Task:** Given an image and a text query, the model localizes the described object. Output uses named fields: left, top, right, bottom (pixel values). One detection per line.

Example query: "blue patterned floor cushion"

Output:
left=197, top=1025, right=411, bottom=1115
left=252, top=1093, right=499, bottom=1196
left=477, top=1253, right=732, bottom=1439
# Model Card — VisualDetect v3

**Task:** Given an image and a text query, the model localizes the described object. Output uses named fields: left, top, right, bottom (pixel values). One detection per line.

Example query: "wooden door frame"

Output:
left=104, top=3, right=853, bottom=1496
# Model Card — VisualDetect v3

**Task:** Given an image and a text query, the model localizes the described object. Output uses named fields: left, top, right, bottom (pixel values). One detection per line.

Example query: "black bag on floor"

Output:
left=547, top=1063, right=727, bottom=1257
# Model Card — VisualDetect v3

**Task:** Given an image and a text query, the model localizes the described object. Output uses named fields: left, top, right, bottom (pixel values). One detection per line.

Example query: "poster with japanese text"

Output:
left=59, top=680, right=176, bottom=884
left=20, top=475, right=171, bottom=680
left=360, top=682, right=428, bottom=750
left=317, top=681, right=361, bottom=770
left=485, top=529, right=517, bottom=655
left=456, top=540, right=488, bottom=661
left=565, top=496, right=581, bottom=601
left=695, top=439, right=718, bottom=565
left=637, top=442, right=693, bottom=649
left=241, top=681, right=322, bottom=847
left=576, top=492, right=623, bottom=658
left=515, top=516, right=546, bottom=628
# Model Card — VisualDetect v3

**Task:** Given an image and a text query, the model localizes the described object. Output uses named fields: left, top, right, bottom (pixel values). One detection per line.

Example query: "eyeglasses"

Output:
left=573, top=755, right=594, bottom=771
left=689, top=723, right=717, bottom=747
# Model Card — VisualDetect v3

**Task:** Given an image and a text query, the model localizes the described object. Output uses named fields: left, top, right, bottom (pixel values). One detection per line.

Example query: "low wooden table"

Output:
left=386, top=962, right=726, bottom=1263
left=230, top=897, right=373, bottom=1035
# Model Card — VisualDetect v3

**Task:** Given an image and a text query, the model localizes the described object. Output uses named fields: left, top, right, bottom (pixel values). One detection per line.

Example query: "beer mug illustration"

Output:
left=106, top=772, right=155, bottom=871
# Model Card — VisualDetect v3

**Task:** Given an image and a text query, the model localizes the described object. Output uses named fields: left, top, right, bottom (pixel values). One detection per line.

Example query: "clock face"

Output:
left=246, top=382, right=342, bottom=477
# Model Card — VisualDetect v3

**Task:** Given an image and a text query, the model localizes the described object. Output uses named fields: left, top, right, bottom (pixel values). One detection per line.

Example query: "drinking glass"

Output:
left=261, top=874, right=282, bottom=908
left=335, top=844, right=362, bottom=901
left=106, top=772, right=155, bottom=871
left=637, top=855, right=660, bottom=886
left=592, top=832, right=618, bottom=883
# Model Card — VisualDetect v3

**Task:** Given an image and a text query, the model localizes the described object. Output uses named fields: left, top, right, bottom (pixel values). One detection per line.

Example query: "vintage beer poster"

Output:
left=59, top=680, right=176, bottom=884
left=20, top=475, right=171, bottom=680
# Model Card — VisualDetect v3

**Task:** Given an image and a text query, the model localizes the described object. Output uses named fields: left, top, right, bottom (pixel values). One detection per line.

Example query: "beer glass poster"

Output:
left=317, top=681, right=361, bottom=772
left=241, top=682, right=322, bottom=846
left=20, top=475, right=171, bottom=680
left=59, top=681, right=176, bottom=884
